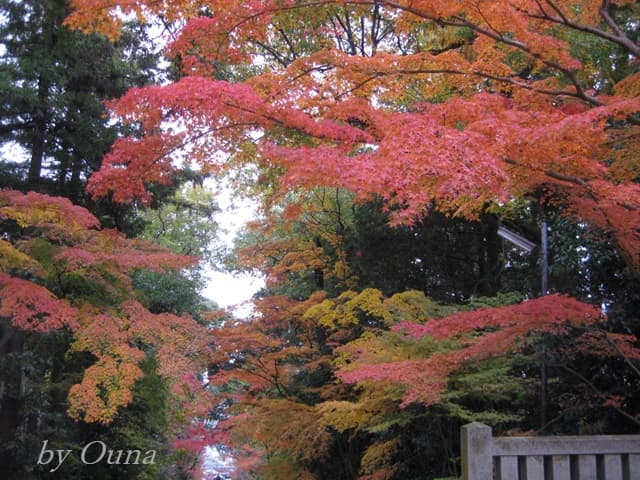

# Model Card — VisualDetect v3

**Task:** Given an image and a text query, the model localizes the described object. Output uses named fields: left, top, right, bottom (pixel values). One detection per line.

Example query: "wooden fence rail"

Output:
left=461, top=422, right=640, bottom=480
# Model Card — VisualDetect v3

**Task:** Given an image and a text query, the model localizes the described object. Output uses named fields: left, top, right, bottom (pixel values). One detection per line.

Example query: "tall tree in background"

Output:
left=0, top=0, right=158, bottom=201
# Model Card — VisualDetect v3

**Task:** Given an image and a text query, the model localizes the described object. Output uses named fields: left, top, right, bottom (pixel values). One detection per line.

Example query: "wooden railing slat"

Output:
left=576, top=455, right=597, bottom=480
left=492, top=436, right=640, bottom=456
left=602, top=454, right=623, bottom=480
left=524, top=455, right=544, bottom=480
left=497, top=456, right=518, bottom=480
left=625, top=454, right=640, bottom=480
left=550, top=455, right=570, bottom=480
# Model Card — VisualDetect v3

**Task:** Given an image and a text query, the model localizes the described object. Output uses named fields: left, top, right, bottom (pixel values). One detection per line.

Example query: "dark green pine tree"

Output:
left=0, top=0, right=158, bottom=202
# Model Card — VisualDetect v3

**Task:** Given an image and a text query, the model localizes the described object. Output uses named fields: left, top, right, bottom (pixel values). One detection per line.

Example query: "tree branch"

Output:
left=503, top=158, right=587, bottom=186
left=0, top=121, right=32, bottom=136
left=525, top=0, right=640, bottom=57
left=552, top=363, right=640, bottom=427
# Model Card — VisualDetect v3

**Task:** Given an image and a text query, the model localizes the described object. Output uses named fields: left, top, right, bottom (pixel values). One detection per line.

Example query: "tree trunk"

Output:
left=68, top=153, right=84, bottom=203
left=28, top=78, right=48, bottom=185
left=0, top=322, right=25, bottom=445
left=480, top=213, right=501, bottom=296
left=28, top=0, right=55, bottom=186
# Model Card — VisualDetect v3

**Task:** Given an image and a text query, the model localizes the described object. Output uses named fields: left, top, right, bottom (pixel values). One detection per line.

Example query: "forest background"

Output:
left=1, top=1, right=640, bottom=479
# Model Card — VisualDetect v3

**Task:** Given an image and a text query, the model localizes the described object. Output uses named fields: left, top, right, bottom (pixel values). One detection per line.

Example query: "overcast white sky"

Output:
left=202, top=181, right=265, bottom=317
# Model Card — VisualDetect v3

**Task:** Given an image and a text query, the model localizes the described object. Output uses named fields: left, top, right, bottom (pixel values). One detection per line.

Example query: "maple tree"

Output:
left=206, top=287, right=639, bottom=479
left=65, top=0, right=640, bottom=274
left=233, top=186, right=360, bottom=299
left=0, top=189, right=215, bottom=476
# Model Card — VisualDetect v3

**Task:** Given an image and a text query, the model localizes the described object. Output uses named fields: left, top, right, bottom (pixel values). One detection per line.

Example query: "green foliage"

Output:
left=463, top=292, right=523, bottom=310
left=384, top=290, right=457, bottom=322
left=346, top=200, right=506, bottom=301
left=442, top=357, right=531, bottom=426
left=0, top=0, right=158, bottom=199
left=131, top=269, right=209, bottom=320
left=137, top=183, right=222, bottom=266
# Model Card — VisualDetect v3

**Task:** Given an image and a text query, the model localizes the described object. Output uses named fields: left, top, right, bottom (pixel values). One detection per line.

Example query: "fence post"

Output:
left=461, top=422, right=493, bottom=480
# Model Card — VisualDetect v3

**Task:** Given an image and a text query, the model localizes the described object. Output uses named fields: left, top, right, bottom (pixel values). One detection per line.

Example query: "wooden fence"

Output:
left=461, top=422, right=640, bottom=480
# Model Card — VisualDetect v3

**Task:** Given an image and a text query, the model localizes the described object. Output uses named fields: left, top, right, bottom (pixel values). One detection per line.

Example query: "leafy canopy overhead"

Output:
left=66, top=0, right=640, bottom=272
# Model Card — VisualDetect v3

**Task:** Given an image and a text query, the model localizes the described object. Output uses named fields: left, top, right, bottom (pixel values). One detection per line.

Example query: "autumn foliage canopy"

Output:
left=0, top=189, right=212, bottom=426
left=66, top=0, right=640, bottom=272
